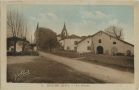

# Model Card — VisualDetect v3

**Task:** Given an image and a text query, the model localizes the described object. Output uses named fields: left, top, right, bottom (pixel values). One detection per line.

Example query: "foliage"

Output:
left=35, top=27, right=59, bottom=51
left=7, top=51, right=39, bottom=56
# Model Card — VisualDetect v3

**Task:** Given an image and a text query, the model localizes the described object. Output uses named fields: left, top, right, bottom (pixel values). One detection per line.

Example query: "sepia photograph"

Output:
left=6, top=4, right=134, bottom=83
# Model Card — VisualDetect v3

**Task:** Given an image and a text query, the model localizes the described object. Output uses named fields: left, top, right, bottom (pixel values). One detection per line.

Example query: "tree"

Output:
left=21, top=25, right=28, bottom=52
left=104, top=25, right=124, bottom=40
left=7, top=10, right=27, bottom=53
left=35, top=27, right=59, bottom=52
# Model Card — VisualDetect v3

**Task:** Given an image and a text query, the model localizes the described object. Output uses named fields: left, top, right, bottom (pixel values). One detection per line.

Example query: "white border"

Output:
left=1, top=0, right=138, bottom=90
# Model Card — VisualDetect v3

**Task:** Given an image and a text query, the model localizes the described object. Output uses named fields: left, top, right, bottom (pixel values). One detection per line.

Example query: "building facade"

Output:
left=77, top=31, right=134, bottom=56
left=60, top=35, right=81, bottom=51
left=57, top=23, right=134, bottom=56
left=57, top=23, right=82, bottom=51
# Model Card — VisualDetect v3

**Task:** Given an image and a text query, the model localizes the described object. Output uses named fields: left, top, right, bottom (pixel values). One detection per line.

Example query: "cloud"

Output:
left=82, top=10, right=111, bottom=20
left=95, top=11, right=110, bottom=18
left=30, top=16, right=37, bottom=21
left=30, top=12, right=58, bottom=21
left=106, top=19, right=129, bottom=29
left=28, top=11, right=133, bottom=44
left=38, top=12, right=58, bottom=21
left=107, top=19, right=119, bottom=25
left=39, top=13, right=46, bottom=18
left=47, top=12, right=58, bottom=20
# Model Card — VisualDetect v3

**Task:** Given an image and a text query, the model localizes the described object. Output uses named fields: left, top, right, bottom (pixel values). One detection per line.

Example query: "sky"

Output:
left=8, top=5, right=134, bottom=44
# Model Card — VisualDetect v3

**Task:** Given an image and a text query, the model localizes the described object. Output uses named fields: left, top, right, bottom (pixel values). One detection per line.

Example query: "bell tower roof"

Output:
left=61, top=22, right=68, bottom=39
left=36, top=22, right=39, bottom=30
left=63, top=22, right=66, bottom=31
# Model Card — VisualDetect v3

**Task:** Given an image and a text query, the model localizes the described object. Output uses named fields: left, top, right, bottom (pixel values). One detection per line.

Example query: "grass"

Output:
left=78, top=55, right=134, bottom=73
left=7, top=56, right=104, bottom=83
left=51, top=50, right=134, bottom=73
left=80, top=59, right=134, bottom=73
left=51, top=50, right=80, bottom=58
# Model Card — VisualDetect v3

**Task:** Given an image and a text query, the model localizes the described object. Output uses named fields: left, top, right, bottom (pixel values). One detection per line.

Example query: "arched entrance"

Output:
left=97, top=46, right=103, bottom=54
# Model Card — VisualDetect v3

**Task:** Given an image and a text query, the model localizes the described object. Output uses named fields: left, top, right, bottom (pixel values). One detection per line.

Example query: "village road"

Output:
left=39, top=51, right=134, bottom=83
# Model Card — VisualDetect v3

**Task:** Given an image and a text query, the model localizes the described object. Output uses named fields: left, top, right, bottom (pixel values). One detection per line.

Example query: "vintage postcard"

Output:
left=0, top=0, right=139, bottom=90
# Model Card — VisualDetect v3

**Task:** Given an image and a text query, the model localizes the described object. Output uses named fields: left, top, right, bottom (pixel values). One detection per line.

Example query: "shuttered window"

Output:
left=98, top=39, right=101, bottom=43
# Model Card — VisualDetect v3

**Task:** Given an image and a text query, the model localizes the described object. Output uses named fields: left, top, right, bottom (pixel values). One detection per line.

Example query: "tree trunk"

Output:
left=22, top=42, right=25, bottom=52
left=49, top=47, right=52, bottom=52
left=13, top=40, right=17, bottom=53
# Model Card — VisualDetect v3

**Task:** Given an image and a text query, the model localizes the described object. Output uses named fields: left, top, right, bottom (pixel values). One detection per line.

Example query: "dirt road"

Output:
left=39, top=51, right=134, bottom=83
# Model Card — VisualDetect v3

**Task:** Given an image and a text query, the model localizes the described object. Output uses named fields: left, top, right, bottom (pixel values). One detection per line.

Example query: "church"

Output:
left=57, top=23, right=81, bottom=51
left=57, top=23, right=134, bottom=56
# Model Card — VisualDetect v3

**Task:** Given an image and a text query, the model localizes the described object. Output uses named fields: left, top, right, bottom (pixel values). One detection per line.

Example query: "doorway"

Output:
left=97, top=46, right=103, bottom=54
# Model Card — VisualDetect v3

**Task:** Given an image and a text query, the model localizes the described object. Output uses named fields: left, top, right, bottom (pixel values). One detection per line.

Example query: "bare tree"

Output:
left=104, top=25, right=124, bottom=40
left=7, top=10, right=27, bottom=53
left=22, top=24, right=28, bottom=52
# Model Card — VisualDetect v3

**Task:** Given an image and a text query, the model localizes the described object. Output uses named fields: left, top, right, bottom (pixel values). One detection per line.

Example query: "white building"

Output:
left=57, top=23, right=134, bottom=56
left=77, top=31, right=134, bottom=56
left=60, top=34, right=81, bottom=51
left=57, top=23, right=82, bottom=51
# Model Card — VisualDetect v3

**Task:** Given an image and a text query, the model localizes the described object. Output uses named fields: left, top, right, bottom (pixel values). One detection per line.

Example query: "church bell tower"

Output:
left=61, top=22, right=68, bottom=39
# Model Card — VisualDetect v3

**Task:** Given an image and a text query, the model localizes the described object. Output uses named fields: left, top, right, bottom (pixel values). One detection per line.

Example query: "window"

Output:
left=113, top=41, right=116, bottom=44
left=67, top=46, right=70, bottom=50
left=87, top=46, right=91, bottom=50
left=98, top=39, right=101, bottom=43
left=74, top=41, right=78, bottom=45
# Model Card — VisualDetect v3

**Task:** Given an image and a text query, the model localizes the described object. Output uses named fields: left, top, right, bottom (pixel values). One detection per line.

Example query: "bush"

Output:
left=51, top=50, right=79, bottom=58
left=115, top=52, right=125, bottom=56
left=7, top=51, right=39, bottom=56
left=7, top=52, right=22, bottom=56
